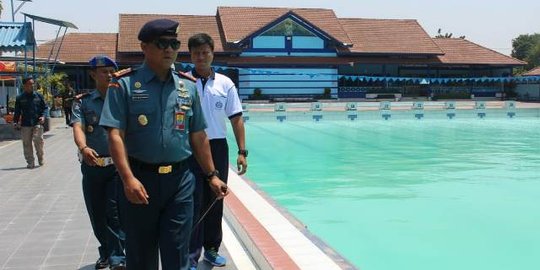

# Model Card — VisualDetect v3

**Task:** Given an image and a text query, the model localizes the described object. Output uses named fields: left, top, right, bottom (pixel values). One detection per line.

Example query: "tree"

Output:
left=36, top=72, right=68, bottom=109
left=434, top=28, right=465, bottom=39
left=511, top=33, right=540, bottom=70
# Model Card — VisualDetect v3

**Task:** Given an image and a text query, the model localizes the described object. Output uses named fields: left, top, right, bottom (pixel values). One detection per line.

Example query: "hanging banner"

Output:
left=0, top=61, right=17, bottom=72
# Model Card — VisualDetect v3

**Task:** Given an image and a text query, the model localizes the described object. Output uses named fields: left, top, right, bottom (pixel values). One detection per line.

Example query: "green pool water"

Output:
left=228, top=115, right=540, bottom=270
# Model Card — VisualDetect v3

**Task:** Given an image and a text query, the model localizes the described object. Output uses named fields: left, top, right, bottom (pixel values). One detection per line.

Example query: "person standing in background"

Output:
left=62, top=82, right=75, bottom=126
left=13, top=77, right=47, bottom=169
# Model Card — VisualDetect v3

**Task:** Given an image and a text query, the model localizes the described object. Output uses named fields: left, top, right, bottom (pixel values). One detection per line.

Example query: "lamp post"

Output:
left=10, top=0, right=32, bottom=22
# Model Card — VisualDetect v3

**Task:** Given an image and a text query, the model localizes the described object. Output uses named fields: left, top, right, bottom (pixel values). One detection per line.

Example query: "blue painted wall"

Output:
left=238, top=68, right=338, bottom=99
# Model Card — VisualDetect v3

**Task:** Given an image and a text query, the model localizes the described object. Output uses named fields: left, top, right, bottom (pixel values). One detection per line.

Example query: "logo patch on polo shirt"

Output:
left=215, top=101, right=223, bottom=109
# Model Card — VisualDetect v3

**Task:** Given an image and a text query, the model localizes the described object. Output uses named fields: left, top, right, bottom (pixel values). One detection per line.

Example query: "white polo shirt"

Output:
left=189, top=70, right=243, bottom=139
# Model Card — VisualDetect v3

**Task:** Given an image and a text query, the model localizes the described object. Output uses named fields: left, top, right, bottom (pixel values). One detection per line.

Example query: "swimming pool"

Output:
left=228, top=110, right=540, bottom=270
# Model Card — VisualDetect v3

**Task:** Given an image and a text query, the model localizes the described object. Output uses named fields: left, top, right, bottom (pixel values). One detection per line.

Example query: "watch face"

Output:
left=238, top=150, right=248, bottom=157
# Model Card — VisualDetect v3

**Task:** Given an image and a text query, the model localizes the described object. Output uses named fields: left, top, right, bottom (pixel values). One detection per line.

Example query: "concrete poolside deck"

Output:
left=0, top=117, right=352, bottom=270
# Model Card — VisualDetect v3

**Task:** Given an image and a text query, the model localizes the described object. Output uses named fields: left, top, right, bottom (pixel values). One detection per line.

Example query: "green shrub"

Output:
left=322, top=87, right=332, bottom=99
left=251, top=88, right=263, bottom=100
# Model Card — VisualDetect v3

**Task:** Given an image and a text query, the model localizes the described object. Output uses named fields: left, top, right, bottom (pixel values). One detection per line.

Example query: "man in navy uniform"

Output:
left=71, top=56, right=126, bottom=269
left=100, top=19, right=229, bottom=270
left=187, top=33, right=248, bottom=269
left=13, top=77, right=47, bottom=169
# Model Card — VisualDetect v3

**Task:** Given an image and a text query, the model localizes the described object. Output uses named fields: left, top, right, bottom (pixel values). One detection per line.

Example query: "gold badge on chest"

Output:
left=138, top=114, right=148, bottom=126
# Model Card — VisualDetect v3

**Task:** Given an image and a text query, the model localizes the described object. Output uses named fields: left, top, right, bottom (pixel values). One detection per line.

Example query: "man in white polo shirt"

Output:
left=187, top=33, right=248, bottom=269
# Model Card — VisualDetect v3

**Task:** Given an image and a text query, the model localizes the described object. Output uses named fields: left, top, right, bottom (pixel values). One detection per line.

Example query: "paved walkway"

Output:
left=0, top=118, right=244, bottom=270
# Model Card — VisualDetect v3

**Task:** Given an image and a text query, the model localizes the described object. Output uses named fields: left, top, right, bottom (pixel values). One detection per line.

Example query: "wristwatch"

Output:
left=206, top=170, right=220, bottom=181
left=238, top=149, right=248, bottom=157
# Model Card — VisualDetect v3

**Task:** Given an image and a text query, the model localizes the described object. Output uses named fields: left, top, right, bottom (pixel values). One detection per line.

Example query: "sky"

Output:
left=1, top=0, right=539, bottom=55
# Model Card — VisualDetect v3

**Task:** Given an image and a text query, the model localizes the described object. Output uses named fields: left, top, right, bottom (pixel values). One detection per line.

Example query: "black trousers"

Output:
left=63, top=107, right=72, bottom=126
left=122, top=159, right=194, bottom=270
left=189, top=138, right=229, bottom=263
left=81, top=163, right=125, bottom=266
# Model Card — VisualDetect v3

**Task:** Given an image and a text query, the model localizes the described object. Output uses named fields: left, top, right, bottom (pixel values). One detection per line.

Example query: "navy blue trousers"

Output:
left=122, top=159, right=194, bottom=270
left=81, top=163, right=125, bottom=266
left=189, top=139, right=229, bottom=264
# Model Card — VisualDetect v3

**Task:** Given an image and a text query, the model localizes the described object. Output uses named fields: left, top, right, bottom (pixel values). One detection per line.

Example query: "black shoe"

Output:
left=95, top=258, right=109, bottom=269
left=110, top=263, right=126, bottom=270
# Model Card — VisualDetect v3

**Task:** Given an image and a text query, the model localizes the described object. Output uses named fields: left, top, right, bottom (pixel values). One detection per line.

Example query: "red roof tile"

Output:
left=36, top=7, right=526, bottom=69
left=36, top=33, right=117, bottom=63
left=338, top=18, right=443, bottom=55
left=522, top=66, right=540, bottom=76
left=217, top=6, right=351, bottom=45
left=117, top=14, right=224, bottom=54
left=432, top=38, right=525, bottom=65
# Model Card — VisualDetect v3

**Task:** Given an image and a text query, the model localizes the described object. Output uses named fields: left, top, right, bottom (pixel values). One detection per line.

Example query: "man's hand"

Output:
left=81, top=147, right=99, bottom=166
left=123, top=176, right=149, bottom=204
left=38, top=116, right=45, bottom=125
left=13, top=123, right=20, bottom=130
left=208, top=177, right=229, bottom=199
left=237, top=155, right=247, bottom=175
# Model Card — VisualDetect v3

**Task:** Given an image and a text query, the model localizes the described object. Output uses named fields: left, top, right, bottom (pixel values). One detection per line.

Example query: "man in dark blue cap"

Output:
left=72, top=55, right=126, bottom=270
left=100, top=18, right=229, bottom=270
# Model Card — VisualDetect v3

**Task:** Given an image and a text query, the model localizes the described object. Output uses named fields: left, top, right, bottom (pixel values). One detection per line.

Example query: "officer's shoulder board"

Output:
left=74, top=92, right=90, bottom=100
left=176, top=71, right=196, bottom=83
left=112, top=68, right=134, bottom=79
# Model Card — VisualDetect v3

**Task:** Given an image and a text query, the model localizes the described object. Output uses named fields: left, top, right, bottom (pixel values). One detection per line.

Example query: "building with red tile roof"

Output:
left=522, top=67, right=540, bottom=76
left=35, top=6, right=526, bottom=99
left=515, top=67, right=540, bottom=100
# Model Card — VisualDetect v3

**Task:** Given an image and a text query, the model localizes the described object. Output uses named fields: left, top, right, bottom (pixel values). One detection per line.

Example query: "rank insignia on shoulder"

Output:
left=113, top=68, right=133, bottom=78
left=74, top=93, right=90, bottom=100
left=108, top=82, right=121, bottom=88
left=176, top=71, right=196, bottom=82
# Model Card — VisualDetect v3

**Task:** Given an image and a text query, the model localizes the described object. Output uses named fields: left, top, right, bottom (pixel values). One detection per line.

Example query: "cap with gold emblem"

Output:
left=138, top=19, right=180, bottom=42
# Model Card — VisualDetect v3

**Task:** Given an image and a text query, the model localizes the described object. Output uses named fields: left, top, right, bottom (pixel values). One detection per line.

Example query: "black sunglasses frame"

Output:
left=152, top=39, right=181, bottom=50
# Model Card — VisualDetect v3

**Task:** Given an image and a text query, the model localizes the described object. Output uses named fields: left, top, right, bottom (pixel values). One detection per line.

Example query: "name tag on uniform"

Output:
left=132, top=89, right=149, bottom=100
left=132, top=94, right=149, bottom=100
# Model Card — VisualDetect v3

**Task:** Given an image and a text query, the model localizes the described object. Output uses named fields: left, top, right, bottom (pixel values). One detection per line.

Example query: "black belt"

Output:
left=129, top=157, right=187, bottom=174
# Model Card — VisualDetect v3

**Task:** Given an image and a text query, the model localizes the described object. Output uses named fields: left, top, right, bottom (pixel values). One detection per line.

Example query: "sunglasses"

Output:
left=152, top=38, right=181, bottom=50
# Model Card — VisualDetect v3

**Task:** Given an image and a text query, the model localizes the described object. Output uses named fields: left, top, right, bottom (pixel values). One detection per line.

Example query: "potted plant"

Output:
left=252, top=88, right=263, bottom=100
left=322, top=87, right=332, bottom=99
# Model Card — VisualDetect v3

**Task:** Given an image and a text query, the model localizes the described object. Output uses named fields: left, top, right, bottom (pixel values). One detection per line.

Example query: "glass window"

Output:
left=261, top=18, right=315, bottom=37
